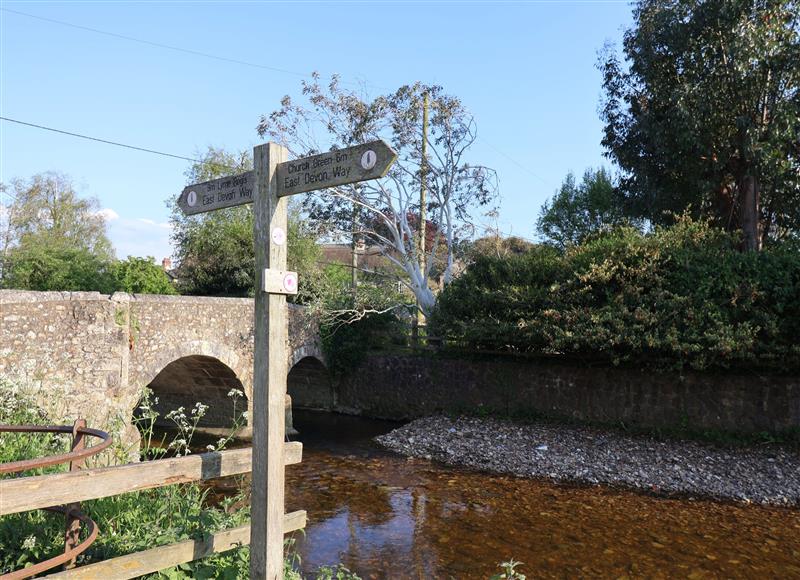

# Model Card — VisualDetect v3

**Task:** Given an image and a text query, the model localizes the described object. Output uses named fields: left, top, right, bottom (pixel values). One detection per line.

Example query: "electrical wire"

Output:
left=1, top=116, right=210, bottom=164
left=478, top=136, right=552, bottom=187
left=1, top=8, right=310, bottom=78
left=1, top=7, right=385, bottom=89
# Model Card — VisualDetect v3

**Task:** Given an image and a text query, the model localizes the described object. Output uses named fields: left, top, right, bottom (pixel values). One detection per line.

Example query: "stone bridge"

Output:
left=0, top=290, right=334, bottom=447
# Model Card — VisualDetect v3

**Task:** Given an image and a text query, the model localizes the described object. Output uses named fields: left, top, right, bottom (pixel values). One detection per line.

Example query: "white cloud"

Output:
left=97, top=208, right=120, bottom=221
left=135, top=218, right=171, bottom=230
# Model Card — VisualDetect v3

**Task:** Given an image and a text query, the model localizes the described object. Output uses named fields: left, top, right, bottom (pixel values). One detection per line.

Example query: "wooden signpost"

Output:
left=180, top=140, right=396, bottom=580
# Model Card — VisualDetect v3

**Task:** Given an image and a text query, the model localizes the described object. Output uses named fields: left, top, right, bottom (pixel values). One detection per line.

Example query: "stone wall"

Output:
left=337, top=354, right=800, bottom=433
left=0, top=291, right=132, bottom=442
left=0, top=290, right=323, bottom=450
left=288, top=356, right=334, bottom=410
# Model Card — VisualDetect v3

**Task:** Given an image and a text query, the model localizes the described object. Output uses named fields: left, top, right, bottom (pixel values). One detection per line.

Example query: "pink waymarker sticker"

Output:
left=283, top=272, right=298, bottom=292
left=272, top=227, right=286, bottom=246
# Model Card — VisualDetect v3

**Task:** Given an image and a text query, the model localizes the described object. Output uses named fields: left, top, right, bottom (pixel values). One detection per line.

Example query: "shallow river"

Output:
left=281, top=411, right=800, bottom=579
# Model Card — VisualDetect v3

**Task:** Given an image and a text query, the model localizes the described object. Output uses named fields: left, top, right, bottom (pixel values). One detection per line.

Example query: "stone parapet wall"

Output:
left=338, top=354, right=800, bottom=433
left=1, top=290, right=323, bottom=452
left=0, top=291, right=132, bottom=443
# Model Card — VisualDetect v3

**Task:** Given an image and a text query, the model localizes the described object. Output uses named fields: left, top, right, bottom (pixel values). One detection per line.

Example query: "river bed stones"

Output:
left=376, top=416, right=800, bottom=506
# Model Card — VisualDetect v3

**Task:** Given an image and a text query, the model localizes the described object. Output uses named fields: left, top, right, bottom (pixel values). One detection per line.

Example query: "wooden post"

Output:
left=250, top=142, right=289, bottom=580
left=63, top=418, right=86, bottom=570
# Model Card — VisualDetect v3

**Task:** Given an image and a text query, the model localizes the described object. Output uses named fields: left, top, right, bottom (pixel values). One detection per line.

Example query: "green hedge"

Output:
left=431, top=219, right=800, bottom=372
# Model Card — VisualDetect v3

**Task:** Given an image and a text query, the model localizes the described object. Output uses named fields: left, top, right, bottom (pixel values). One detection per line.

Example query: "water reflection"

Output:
left=287, top=411, right=800, bottom=579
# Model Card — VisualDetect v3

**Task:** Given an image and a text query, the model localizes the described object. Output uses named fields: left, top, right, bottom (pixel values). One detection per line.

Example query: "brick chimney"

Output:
left=162, top=257, right=172, bottom=271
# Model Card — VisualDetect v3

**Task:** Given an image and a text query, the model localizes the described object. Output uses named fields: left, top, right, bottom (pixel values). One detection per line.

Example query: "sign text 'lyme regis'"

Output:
left=178, top=171, right=255, bottom=215
left=276, top=140, right=397, bottom=197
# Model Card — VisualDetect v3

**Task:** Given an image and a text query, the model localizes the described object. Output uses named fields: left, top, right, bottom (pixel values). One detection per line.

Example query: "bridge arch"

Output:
left=287, top=355, right=334, bottom=411
left=134, top=341, right=251, bottom=430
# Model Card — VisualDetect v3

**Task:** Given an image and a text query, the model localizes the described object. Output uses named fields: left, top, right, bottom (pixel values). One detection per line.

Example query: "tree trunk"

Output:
left=740, top=175, right=761, bottom=252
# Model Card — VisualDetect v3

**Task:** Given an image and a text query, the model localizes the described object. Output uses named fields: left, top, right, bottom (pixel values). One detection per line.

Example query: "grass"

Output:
left=0, top=379, right=360, bottom=579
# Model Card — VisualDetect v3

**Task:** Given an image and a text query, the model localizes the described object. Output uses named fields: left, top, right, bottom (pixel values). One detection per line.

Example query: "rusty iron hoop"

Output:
left=0, top=424, right=111, bottom=475
left=0, top=423, right=110, bottom=579
left=0, top=507, right=99, bottom=580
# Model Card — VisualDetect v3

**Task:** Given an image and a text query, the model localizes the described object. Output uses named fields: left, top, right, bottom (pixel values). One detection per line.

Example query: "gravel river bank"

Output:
left=376, top=415, right=800, bottom=506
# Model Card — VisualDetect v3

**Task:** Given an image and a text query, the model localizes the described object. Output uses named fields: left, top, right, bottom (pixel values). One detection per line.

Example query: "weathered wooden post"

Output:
left=250, top=142, right=289, bottom=580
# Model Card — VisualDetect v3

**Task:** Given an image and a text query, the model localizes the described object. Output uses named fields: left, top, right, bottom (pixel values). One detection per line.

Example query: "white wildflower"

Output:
left=22, top=535, right=37, bottom=550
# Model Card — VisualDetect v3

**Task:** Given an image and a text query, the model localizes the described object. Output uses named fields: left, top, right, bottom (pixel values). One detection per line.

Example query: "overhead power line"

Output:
left=478, top=136, right=552, bottom=188
left=1, top=7, right=385, bottom=89
left=2, top=8, right=309, bottom=78
left=1, top=116, right=206, bottom=164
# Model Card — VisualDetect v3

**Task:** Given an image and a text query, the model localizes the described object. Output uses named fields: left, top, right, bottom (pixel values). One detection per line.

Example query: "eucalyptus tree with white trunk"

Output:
left=257, top=76, right=497, bottom=317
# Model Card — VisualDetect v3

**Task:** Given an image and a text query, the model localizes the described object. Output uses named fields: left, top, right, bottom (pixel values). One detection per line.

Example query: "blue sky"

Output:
left=1, top=0, right=633, bottom=260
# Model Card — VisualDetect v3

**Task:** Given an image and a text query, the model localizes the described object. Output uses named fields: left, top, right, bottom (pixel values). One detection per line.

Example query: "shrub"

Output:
left=111, top=256, right=177, bottom=295
left=431, top=218, right=800, bottom=372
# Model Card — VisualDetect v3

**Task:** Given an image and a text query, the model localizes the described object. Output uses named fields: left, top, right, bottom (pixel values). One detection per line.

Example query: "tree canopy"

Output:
left=258, top=77, right=497, bottom=316
left=1, top=172, right=115, bottom=291
left=170, top=146, right=321, bottom=299
left=2, top=244, right=115, bottom=293
left=112, top=256, right=177, bottom=295
left=3, top=172, right=113, bottom=258
left=600, top=0, right=800, bottom=250
left=536, top=168, right=629, bottom=249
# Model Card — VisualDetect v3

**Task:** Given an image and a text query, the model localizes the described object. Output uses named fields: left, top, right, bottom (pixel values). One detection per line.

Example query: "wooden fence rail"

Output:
left=0, top=443, right=302, bottom=516
left=1, top=443, right=304, bottom=578
left=45, top=513, right=307, bottom=580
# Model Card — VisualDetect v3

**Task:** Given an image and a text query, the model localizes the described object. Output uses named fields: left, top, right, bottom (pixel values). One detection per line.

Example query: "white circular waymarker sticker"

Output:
left=187, top=190, right=197, bottom=207
left=283, top=272, right=298, bottom=293
left=360, top=150, right=377, bottom=170
left=272, top=227, right=286, bottom=246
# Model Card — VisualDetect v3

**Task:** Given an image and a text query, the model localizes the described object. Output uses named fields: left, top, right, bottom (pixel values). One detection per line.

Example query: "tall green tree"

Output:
left=170, top=147, right=321, bottom=298
left=600, top=0, right=800, bottom=250
left=112, top=256, right=177, bottom=295
left=536, top=168, right=629, bottom=249
left=3, top=244, right=115, bottom=292
left=1, top=172, right=115, bottom=291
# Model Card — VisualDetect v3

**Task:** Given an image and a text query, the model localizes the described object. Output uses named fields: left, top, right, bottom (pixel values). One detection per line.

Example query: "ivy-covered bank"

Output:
left=432, top=219, right=800, bottom=373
